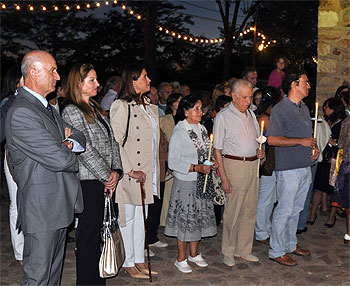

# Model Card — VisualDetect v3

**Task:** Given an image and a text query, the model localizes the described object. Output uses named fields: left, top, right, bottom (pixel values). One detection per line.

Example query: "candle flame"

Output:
left=210, top=134, right=213, bottom=140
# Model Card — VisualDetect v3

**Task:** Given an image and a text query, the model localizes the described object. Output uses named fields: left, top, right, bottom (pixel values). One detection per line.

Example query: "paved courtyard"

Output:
left=1, top=196, right=349, bottom=286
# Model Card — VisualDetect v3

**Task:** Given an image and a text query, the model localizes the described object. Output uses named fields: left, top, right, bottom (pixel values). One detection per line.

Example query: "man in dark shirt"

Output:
left=267, top=70, right=320, bottom=266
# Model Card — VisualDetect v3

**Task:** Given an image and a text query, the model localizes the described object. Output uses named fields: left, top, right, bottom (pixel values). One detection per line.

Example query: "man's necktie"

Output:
left=46, top=103, right=56, bottom=121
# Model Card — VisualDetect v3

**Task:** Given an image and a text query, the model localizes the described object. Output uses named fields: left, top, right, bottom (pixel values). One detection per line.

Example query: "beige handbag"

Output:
left=99, top=193, right=125, bottom=278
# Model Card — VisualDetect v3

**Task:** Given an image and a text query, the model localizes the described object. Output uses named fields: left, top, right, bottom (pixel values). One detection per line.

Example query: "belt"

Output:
left=224, top=154, right=258, bottom=161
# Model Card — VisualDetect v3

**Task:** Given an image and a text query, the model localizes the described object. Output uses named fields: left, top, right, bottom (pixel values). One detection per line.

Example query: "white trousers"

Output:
left=118, top=204, right=148, bottom=267
left=4, top=153, right=24, bottom=261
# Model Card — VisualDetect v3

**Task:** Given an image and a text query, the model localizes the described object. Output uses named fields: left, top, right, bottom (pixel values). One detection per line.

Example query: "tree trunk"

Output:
left=144, top=1, right=158, bottom=83
left=223, top=36, right=232, bottom=80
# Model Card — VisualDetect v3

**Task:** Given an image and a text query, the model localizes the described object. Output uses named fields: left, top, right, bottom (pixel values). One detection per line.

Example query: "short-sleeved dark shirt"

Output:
left=267, top=97, right=313, bottom=171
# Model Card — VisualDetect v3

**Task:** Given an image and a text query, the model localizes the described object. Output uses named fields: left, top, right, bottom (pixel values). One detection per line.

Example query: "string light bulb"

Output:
left=16, top=4, right=20, bottom=10
left=105, top=1, right=109, bottom=5
left=76, top=4, right=80, bottom=9
left=137, top=15, right=141, bottom=20
left=158, top=27, right=163, bottom=31
left=54, top=5, right=58, bottom=11
left=114, top=0, right=117, bottom=3
left=29, top=5, right=34, bottom=11
left=258, top=44, right=264, bottom=51
left=129, top=10, right=134, bottom=15
left=1, top=3, right=6, bottom=9
left=96, top=2, right=101, bottom=7
left=177, top=34, right=181, bottom=39
left=86, top=3, right=91, bottom=8
left=65, top=5, right=70, bottom=10
left=42, top=6, right=47, bottom=11
left=121, top=4, right=126, bottom=9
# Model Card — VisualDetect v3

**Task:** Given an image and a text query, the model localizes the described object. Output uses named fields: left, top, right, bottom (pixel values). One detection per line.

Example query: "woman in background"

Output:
left=331, top=116, right=350, bottom=244
left=267, top=56, right=286, bottom=88
left=1, top=66, right=24, bottom=264
left=309, top=98, right=345, bottom=227
left=62, top=63, right=123, bottom=285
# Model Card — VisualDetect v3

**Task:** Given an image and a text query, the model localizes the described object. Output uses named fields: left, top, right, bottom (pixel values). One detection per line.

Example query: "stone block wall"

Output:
left=317, top=0, right=349, bottom=107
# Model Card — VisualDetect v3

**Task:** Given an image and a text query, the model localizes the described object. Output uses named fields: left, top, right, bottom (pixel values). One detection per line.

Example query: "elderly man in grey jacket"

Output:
left=5, top=50, right=86, bottom=285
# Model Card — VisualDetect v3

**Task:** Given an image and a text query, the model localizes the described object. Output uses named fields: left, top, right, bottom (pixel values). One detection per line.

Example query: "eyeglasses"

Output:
left=296, top=79, right=310, bottom=86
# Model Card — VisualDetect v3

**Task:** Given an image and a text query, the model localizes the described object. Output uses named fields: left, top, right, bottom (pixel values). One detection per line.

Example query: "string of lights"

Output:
left=0, top=1, right=276, bottom=50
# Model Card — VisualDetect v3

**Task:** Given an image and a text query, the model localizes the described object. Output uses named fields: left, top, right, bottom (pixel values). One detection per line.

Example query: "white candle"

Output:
left=313, top=102, right=318, bottom=139
left=257, top=121, right=264, bottom=177
left=203, top=133, right=214, bottom=193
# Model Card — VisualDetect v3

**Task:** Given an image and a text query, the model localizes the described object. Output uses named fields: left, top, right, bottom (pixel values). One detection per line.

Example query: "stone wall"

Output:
left=317, top=0, right=349, bottom=106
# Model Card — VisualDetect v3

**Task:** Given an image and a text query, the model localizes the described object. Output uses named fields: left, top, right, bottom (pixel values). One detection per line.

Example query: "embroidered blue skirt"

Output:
left=164, top=178, right=217, bottom=242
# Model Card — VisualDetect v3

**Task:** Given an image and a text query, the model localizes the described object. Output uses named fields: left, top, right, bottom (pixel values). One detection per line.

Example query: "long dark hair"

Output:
left=323, top=98, right=346, bottom=123
left=119, top=65, right=147, bottom=104
left=1, top=66, right=22, bottom=100
left=174, top=94, right=201, bottom=123
left=165, top=93, right=182, bottom=115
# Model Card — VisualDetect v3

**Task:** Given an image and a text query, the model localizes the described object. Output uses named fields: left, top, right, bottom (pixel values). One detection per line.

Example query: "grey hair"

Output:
left=20, top=50, right=45, bottom=78
left=157, top=82, right=171, bottom=93
left=230, top=79, right=252, bottom=95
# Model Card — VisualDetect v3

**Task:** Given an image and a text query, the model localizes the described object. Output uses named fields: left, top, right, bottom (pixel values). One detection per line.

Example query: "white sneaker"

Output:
left=174, top=259, right=192, bottom=273
left=149, top=240, right=168, bottom=248
left=145, top=248, right=155, bottom=257
left=187, top=253, right=208, bottom=267
left=234, top=253, right=259, bottom=262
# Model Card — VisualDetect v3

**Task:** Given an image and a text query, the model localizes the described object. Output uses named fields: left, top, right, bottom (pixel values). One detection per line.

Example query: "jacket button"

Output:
left=137, top=151, right=140, bottom=154
left=134, top=114, right=137, bottom=117
left=136, top=126, right=139, bottom=129
left=137, top=163, right=141, bottom=166
left=137, top=138, right=140, bottom=142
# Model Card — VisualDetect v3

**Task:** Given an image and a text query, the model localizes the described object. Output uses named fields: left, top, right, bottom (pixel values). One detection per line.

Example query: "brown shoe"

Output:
left=292, top=245, right=310, bottom=256
left=270, top=254, right=297, bottom=266
left=256, top=237, right=270, bottom=246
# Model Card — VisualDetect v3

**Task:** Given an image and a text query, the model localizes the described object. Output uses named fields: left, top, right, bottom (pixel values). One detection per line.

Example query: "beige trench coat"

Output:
left=110, top=99, right=160, bottom=226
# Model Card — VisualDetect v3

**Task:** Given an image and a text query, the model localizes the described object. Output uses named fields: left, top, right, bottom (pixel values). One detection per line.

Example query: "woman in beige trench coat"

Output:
left=110, top=65, right=160, bottom=279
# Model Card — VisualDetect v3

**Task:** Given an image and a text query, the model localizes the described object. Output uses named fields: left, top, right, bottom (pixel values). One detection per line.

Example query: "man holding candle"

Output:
left=267, top=70, right=320, bottom=266
left=214, top=79, right=265, bottom=267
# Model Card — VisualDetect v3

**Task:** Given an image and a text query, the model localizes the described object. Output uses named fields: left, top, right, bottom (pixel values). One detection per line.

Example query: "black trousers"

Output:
left=146, top=182, right=165, bottom=244
left=76, top=180, right=106, bottom=286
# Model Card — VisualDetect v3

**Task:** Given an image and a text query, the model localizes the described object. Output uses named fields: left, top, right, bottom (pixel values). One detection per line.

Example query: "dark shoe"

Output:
left=256, top=237, right=270, bottom=246
left=296, top=227, right=308, bottom=234
left=270, top=254, right=297, bottom=266
left=307, top=214, right=317, bottom=225
left=324, top=216, right=336, bottom=228
left=292, top=245, right=311, bottom=256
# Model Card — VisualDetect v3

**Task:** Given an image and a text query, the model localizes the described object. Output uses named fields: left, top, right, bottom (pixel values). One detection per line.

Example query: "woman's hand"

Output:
left=129, top=170, right=146, bottom=183
left=104, top=171, right=120, bottom=197
left=197, top=164, right=211, bottom=175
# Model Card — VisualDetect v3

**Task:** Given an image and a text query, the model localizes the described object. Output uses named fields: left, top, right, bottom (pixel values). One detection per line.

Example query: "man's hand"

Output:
left=299, top=138, right=317, bottom=148
left=61, top=140, right=73, bottom=150
left=221, top=177, right=232, bottom=193
left=197, top=164, right=211, bottom=174
left=256, top=148, right=265, bottom=159
left=311, top=146, right=320, bottom=161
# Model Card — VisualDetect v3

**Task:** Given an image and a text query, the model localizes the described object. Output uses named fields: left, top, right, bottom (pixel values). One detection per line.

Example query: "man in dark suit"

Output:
left=5, top=50, right=86, bottom=285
